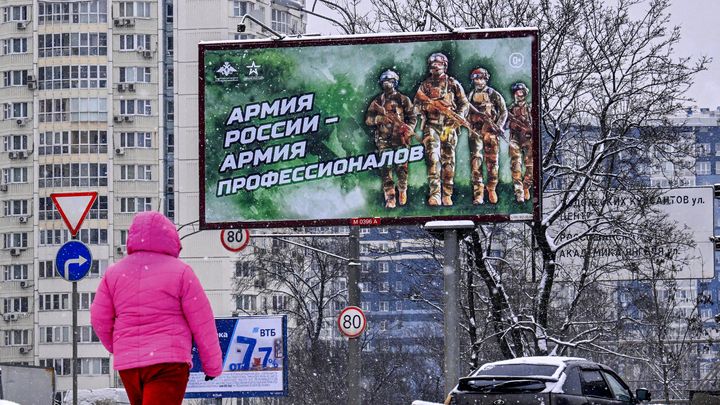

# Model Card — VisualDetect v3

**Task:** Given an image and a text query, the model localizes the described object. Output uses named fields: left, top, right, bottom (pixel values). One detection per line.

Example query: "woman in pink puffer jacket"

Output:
left=91, top=211, right=222, bottom=404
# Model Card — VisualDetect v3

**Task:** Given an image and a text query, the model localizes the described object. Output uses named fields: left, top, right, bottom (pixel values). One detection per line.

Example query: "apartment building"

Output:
left=0, top=0, right=305, bottom=401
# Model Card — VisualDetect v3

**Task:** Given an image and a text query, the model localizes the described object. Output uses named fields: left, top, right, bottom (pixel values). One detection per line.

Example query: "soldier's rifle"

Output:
left=370, top=100, right=420, bottom=145
left=466, top=103, right=509, bottom=142
left=507, top=114, right=532, bottom=136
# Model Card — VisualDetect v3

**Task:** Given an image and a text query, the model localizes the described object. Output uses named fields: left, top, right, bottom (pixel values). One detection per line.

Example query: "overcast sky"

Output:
left=306, top=1, right=719, bottom=109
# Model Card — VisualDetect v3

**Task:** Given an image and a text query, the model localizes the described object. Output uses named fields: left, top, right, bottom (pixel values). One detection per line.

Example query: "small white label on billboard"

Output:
left=220, top=229, right=250, bottom=252
left=50, top=192, right=98, bottom=237
left=337, top=306, right=366, bottom=338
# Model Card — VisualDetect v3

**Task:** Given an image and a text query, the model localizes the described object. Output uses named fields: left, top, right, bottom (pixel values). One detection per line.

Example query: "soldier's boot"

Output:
left=442, top=183, right=454, bottom=206
left=473, top=184, right=485, bottom=205
left=385, top=187, right=396, bottom=208
left=488, top=187, right=498, bottom=204
left=514, top=184, right=525, bottom=203
left=428, top=195, right=441, bottom=206
left=398, top=188, right=407, bottom=206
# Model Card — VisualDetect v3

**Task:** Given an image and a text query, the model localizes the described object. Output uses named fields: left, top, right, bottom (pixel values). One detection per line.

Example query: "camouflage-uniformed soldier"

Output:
left=467, top=67, right=507, bottom=205
left=365, top=70, right=417, bottom=208
left=414, top=53, right=469, bottom=206
left=507, top=82, right=533, bottom=202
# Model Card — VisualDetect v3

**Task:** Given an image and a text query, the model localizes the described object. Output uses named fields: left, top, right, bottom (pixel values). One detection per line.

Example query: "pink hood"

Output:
left=90, top=212, right=222, bottom=376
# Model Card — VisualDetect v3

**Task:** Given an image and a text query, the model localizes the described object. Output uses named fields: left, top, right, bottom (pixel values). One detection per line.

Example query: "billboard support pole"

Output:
left=443, top=229, right=460, bottom=396
left=347, top=226, right=361, bottom=405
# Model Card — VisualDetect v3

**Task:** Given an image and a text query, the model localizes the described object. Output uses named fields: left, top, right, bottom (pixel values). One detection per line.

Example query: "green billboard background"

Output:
left=201, top=32, right=537, bottom=226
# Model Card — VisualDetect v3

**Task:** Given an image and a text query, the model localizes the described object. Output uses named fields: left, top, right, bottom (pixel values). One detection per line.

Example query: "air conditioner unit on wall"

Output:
left=124, top=115, right=134, bottom=122
left=19, top=280, right=29, bottom=288
left=115, top=147, right=125, bottom=155
left=123, top=18, right=135, bottom=27
left=16, top=21, right=28, bottom=30
left=0, top=184, right=8, bottom=192
left=3, top=313, right=19, bottom=321
left=15, top=118, right=26, bottom=126
left=18, top=216, right=28, bottom=223
left=117, top=83, right=126, bottom=92
left=19, top=150, right=27, bottom=159
left=113, top=115, right=124, bottom=123
left=9, top=151, right=19, bottom=159
left=142, top=50, right=152, bottom=59
left=9, top=248, right=21, bottom=256
left=19, top=346, right=31, bottom=354
left=113, top=18, right=123, bottom=27
left=127, top=83, right=136, bottom=92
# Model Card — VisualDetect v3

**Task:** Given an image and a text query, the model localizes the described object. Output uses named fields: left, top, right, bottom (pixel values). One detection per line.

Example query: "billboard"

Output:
left=185, top=316, right=288, bottom=398
left=199, top=29, right=540, bottom=229
left=546, top=186, right=715, bottom=280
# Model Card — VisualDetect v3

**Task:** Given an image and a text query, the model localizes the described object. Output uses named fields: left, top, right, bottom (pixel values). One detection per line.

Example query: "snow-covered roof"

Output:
left=482, top=356, right=587, bottom=367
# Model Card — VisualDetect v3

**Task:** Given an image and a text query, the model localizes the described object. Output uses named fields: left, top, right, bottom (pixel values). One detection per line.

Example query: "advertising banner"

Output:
left=185, top=316, right=288, bottom=398
left=546, top=186, right=715, bottom=280
left=199, top=29, right=540, bottom=229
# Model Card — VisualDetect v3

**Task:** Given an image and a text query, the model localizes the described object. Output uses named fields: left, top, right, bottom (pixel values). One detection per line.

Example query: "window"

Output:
left=119, top=99, right=152, bottom=115
left=78, top=293, right=95, bottom=310
left=119, top=1, right=150, bottom=17
left=2, top=167, right=28, bottom=184
left=4, top=102, right=28, bottom=119
left=39, top=98, right=107, bottom=122
left=237, top=294, right=256, bottom=311
left=3, top=6, right=28, bottom=22
left=119, top=164, right=152, bottom=181
left=4, top=297, right=29, bottom=313
left=165, top=3, right=172, bottom=23
left=233, top=0, right=253, bottom=16
left=233, top=33, right=255, bottom=40
left=38, top=0, right=108, bottom=24
left=360, top=301, right=370, bottom=311
left=3, top=70, right=27, bottom=87
left=39, top=260, right=57, bottom=278
left=39, top=131, right=109, bottom=155
left=379, top=227, right=389, bottom=234
left=38, top=33, right=108, bottom=57
left=395, top=263, right=402, bottom=272
left=166, top=68, right=173, bottom=87
left=118, top=67, right=151, bottom=83
left=359, top=283, right=370, bottom=293
left=272, top=295, right=288, bottom=311
left=40, top=326, right=70, bottom=343
left=166, top=100, right=174, bottom=121
left=696, top=161, right=711, bottom=175
left=3, top=264, right=29, bottom=281
left=395, top=301, right=402, bottom=311
left=3, top=232, right=28, bottom=248
left=3, top=135, right=28, bottom=152
left=581, top=370, right=613, bottom=398
left=119, top=131, right=152, bottom=148
left=379, top=320, right=387, bottom=331
left=39, top=163, right=108, bottom=187
left=3, top=38, right=28, bottom=54
left=39, top=293, right=70, bottom=311
left=379, top=262, right=389, bottom=273
left=4, top=329, right=30, bottom=346
left=78, top=326, right=100, bottom=343
left=119, top=34, right=151, bottom=51
left=379, top=282, right=389, bottom=292
left=395, top=281, right=402, bottom=292
left=78, top=358, right=109, bottom=375
left=235, top=261, right=254, bottom=278
left=361, top=262, right=369, bottom=272
left=119, top=197, right=152, bottom=213
left=716, top=161, right=720, bottom=175
left=165, top=35, right=173, bottom=56
left=4, top=200, right=28, bottom=216
left=697, top=143, right=711, bottom=156
left=39, top=229, right=107, bottom=246
left=38, top=65, right=107, bottom=90
left=39, top=358, right=72, bottom=376
left=378, top=301, right=389, bottom=311
left=602, top=372, right=632, bottom=401
left=119, top=230, right=128, bottom=246
left=271, top=9, right=289, bottom=33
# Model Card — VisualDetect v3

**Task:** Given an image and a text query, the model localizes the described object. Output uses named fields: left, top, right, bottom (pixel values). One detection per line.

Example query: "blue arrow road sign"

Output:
left=55, top=241, right=93, bottom=282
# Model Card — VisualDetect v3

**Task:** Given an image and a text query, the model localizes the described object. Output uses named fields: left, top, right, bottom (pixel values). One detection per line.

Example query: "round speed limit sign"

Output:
left=337, top=306, right=367, bottom=338
left=220, top=229, right=250, bottom=252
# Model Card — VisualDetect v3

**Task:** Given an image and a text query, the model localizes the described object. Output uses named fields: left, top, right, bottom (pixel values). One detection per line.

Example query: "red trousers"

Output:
left=119, top=362, right=190, bottom=405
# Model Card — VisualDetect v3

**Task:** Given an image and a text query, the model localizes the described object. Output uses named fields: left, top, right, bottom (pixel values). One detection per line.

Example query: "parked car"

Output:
left=445, top=356, right=651, bottom=405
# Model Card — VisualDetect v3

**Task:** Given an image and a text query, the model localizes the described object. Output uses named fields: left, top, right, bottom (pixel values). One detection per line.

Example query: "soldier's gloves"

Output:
left=374, top=116, right=385, bottom=125
left=204, top=375, right=216, bottom=381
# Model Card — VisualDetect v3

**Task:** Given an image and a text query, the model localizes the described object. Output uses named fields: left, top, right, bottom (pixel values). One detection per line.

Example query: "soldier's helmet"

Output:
left=379, top=70, right=400, bottom=88
left=427, top=53, right=448, bottom=67
left=470, top=68, right=490, bottom=81
left=511, top=82, right=529, bottom=95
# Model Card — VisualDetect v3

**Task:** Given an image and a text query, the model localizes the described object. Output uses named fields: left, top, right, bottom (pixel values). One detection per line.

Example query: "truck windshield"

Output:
left=475, top=364, right=559, bottom=377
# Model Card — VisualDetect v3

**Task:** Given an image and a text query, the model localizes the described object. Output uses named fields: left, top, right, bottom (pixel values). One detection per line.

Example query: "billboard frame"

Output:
left=198, top=28, right=541, bottom=229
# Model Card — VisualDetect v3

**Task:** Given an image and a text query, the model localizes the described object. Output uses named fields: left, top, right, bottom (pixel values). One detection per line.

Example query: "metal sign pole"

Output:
left=443, top=229, right=459, bottom=396
left=347, top=226, right=361, bottom=405
left=72, top=280, right=78, bottom=405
